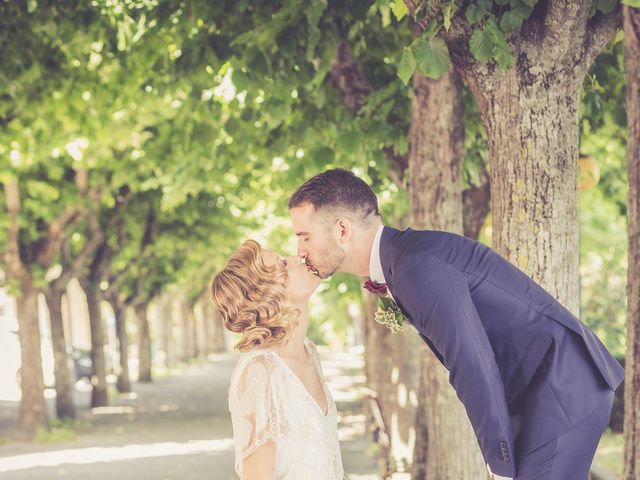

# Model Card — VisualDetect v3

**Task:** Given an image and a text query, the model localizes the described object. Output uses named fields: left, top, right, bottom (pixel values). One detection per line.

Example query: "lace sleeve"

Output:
left=228, top=352, right=287, bottom=475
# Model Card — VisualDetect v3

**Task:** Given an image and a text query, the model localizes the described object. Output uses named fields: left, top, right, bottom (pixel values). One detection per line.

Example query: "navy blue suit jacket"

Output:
left=379, top=226, right=624, bottom=477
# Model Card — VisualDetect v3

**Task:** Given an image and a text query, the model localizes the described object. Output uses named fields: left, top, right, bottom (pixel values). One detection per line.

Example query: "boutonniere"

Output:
left=363, top=279, right=406, bottom=333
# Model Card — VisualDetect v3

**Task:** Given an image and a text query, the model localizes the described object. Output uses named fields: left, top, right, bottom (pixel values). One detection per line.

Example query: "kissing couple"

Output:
left=210, top=168, right=623, bottom=480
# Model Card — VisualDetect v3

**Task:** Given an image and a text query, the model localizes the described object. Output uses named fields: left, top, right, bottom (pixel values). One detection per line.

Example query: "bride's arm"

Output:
left=229, top=354, right=284, bottom=480
left=242, top=440, right=276, bottom=480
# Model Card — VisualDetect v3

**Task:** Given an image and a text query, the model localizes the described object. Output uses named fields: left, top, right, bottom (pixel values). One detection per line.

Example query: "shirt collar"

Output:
left=368, top=224, right=386, bottom=284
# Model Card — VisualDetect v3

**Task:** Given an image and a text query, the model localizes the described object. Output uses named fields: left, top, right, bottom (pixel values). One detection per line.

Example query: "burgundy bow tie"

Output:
left=363, top=279, right=388, bottom=295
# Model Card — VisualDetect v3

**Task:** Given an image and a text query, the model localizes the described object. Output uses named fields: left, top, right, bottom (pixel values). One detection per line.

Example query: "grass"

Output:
left=594, top=429, right=623, bottom=477
left=34, top=417, right=92, bottom=444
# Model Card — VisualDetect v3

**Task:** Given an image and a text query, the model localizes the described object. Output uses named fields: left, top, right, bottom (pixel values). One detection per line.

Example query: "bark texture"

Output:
left=109, top=299, right=131, bottom=393
left=408, top=69, right=485, bottom=479
left=180, top=295, right=197, bottom=360
left=158, top=291, right=176, bottom=368
left=83, top=281, right=109, bottom=408
left=484, top=78, right=582, bottom=313
left=200, top=290, right=226, bottom=354
left=135, top=302, right=152, bottom=382
left=624, top=5, right=640, bottom=479
left=436, top=0, right=623, bottom=312
left=44, top=289, right=76, bottom=419
left=16, top=287, right=49, bottom=439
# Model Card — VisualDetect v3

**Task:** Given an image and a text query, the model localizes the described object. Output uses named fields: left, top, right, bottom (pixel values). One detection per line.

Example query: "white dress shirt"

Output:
left=368, top=224, right=396, bottom=302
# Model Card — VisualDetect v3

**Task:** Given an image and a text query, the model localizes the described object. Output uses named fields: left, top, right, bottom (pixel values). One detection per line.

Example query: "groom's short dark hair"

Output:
left=288, top=168, right=381, bottom=222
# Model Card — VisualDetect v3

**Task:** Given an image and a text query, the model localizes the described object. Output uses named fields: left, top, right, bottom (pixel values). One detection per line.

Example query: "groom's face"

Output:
left=290, top=203, right=345, bottom=280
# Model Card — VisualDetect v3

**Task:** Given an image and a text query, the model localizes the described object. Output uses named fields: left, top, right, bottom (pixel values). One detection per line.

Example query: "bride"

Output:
left=210, top=239, right=344, bottom=480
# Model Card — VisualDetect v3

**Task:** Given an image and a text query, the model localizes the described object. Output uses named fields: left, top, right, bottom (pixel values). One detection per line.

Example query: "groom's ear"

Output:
left=335, top=217, right=352, bottom=243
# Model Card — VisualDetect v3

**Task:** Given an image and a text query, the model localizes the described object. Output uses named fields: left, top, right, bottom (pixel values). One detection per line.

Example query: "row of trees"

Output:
left=1, top=0, right=638, bottom=478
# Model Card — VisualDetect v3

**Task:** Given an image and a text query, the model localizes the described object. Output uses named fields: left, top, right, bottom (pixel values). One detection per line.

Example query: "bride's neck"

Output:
left=273, top=302, right=309, bottom=359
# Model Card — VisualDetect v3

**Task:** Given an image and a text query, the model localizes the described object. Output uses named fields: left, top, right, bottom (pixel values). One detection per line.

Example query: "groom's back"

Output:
left=392, top=228, right=570, bottom=321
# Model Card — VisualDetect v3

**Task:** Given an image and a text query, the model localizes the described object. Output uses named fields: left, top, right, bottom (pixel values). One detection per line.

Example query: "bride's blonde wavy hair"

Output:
left=209, top=239, right=300, bottom=352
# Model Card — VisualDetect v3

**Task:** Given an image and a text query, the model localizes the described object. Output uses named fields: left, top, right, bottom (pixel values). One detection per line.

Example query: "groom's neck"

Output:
left=339, top=222, right=382, bottom=277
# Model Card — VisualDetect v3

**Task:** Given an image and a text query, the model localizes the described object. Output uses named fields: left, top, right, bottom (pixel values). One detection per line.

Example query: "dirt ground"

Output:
left=0, top=347, right=378, bottom=480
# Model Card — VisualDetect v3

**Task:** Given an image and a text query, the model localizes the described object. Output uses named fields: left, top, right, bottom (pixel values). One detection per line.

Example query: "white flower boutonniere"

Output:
left=363, top=279, right=406, bottom=333
left=374, top=295, right=405, bottom=333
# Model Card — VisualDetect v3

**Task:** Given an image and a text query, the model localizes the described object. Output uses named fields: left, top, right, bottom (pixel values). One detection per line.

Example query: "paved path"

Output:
left=0, top=347, right=378, bottom=480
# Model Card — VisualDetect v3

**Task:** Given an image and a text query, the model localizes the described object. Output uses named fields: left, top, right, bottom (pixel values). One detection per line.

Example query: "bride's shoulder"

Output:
left=304, top=337, right=320, bottom=355
left=230, top=349, right=278, bottom=384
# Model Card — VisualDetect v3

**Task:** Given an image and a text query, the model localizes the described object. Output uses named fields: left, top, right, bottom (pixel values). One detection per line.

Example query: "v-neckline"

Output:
left=267, top=339, right=329, bottom=418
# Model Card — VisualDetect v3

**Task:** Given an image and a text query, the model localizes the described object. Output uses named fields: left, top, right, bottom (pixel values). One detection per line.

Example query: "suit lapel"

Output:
left=379, top=225, right=402, bottom=300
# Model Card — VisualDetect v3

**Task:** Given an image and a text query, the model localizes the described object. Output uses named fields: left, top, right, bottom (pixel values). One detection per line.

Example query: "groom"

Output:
left=288, top=168, right=624, bottom=479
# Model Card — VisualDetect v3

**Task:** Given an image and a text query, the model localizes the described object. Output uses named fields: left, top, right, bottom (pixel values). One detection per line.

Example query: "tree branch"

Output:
left=542, top=0, right=592, bottom=57
left=328, top=42, right=372, bottom=115
left=53, top=212, right=105, bottom=290
left=575, top=4, right=623, bottom=76
left=328, top=43, right=409, bottom=182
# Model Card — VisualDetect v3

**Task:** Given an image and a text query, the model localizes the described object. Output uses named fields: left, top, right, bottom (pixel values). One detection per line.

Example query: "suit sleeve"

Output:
left=394, top=253, right=516, bottom=478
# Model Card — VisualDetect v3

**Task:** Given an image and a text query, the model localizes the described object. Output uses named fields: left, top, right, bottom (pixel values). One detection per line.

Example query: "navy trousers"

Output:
left=514, top=388, right=614, bottom=479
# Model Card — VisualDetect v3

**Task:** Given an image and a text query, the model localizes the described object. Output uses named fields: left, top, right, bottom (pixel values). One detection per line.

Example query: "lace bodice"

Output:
left=228, top=338, right=344, bottom=479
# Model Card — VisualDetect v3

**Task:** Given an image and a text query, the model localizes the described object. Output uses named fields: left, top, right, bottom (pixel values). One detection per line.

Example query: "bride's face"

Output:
left=261, top=249, right=322, bottom=304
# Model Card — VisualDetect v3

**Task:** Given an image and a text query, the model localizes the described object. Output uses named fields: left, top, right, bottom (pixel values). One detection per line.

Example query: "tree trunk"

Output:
left=191, top=299, right=200, bottom=359
left=84, top=282, right=108, bottom=407
left=158, top=292, right=175, bottom=368
left=180, top=296, right=196, bottom=361
left=111, top=300, right=131, bottom=393
left=15, top=284, right=50, bottom=440
left=407, top=69, right=486, bottom=479
left=362, top=291, right=395, bottom=478
left=44, top=288, right=76, bottom=419
left=624, top=5, right=640, bottom=479
left=202, top=291, right=226, bottom=354
left=478, top=75, right=582, bottom=314
left=135, top=302, right=152, bottom=382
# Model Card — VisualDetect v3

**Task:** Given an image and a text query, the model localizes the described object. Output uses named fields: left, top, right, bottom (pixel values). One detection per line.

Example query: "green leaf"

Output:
left=469, top=29, right=493, bottom=63
left=379, top=4, right=392, bottom=27
left=231, top=69, right=248, bottom=91
left=500, top=10, right=523, bottom=32
left=465, top=3, right=486, bottom=24
left=26, top=180, right=60, bottom=201
left=520, top=0, right=538, bottom=6
left=413, top=37, right=451, bottom=79
left=512, top=0, right=534, bottom=18
left=596, top=0, right=617, bottom=13
left=442, top=3, right=458, bottom=31
left=494, top=45, right=516, bottom=70
left=338, top=130, right=364, bottom=154
left=308, top=145, right=335, bottom=165
left=623, top=0, right=640, bottom=6
left=306, top=0, right=327, bottom=25
left=392, top=1, right=408, bottom=21
left=305, top=0, right=327, bottom=60
left=397, top=47, right=416, bottom=85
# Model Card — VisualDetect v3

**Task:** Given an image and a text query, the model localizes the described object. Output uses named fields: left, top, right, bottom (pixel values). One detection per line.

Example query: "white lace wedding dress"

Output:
left=227, top=337, right=344, bottom=479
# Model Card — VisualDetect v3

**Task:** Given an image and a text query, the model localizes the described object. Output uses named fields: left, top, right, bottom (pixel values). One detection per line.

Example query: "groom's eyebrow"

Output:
left=295, top=232, right=310, bottom=236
